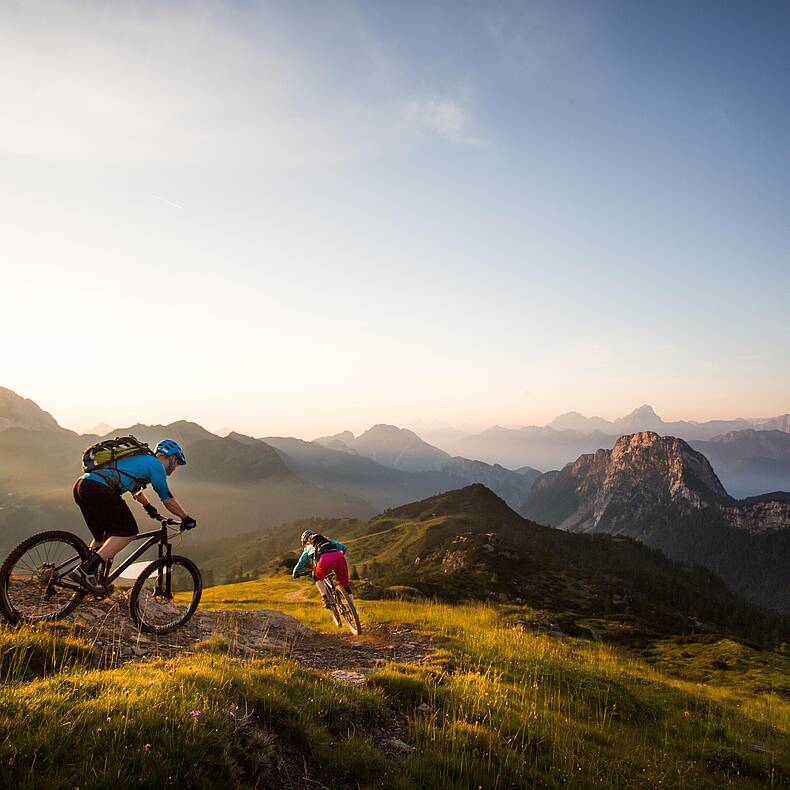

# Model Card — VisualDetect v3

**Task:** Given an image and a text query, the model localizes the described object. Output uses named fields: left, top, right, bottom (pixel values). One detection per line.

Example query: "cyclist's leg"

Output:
left=88, top=486, right=137, bottom=559
left=312, top=561, right=332, bottom=606
left=71, top=482, right=137, bottom=589
left=73, top=480, right=106, bottom=548
left=324, top=552, right=353, bottom=599
left=96, top=534, right=134, bottom=562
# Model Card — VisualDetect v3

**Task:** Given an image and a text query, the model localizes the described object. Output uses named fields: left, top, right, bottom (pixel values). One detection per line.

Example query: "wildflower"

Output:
left=190, top=710, right=202, bottom=718
left=144, top=743, right=151, bottom=751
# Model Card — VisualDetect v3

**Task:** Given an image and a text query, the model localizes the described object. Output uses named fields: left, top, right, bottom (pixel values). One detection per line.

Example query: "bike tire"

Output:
left=129, top=555, right=202, bottom=634
left=0, top=530, right=89, bottom=624
left=333, top=585, right=362, bottom=635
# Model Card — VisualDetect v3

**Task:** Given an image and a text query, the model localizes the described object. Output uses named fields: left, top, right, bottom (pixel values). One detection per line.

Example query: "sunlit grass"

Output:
left=2, top=573, right=789, bottom=788
left=0, top=653, right=394, bottom=788
left=0, top=622, right=94, bottom=682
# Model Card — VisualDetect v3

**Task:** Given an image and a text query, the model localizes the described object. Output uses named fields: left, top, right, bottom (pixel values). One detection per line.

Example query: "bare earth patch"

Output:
left=58, top=592, right=433, bottom=680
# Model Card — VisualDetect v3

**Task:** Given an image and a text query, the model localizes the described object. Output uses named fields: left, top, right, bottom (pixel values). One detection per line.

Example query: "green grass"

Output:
left=0, top=622, right=94, bottom=682
left=204, top=576, right=790, bottom=787
left=0, top=653, right=391, bottom=789
left=2, top=575, right=789, bottom=788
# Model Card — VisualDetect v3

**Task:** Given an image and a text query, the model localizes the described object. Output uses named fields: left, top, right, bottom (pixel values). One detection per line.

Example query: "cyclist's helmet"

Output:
left=301, top=529, right=314, bottom=546
left=154, top=439, right=187, bottom=466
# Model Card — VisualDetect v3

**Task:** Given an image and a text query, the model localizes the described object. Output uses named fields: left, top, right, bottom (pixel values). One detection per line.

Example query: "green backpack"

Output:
left=82, top=435, right=154, bottom=474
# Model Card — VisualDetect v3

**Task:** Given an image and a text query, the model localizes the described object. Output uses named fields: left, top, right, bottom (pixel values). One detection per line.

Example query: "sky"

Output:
left=2, top=0, right=789, bottom=438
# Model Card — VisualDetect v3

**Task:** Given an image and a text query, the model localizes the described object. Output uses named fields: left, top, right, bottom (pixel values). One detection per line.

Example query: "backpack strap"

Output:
left=91, top=462, right=149, bottom=493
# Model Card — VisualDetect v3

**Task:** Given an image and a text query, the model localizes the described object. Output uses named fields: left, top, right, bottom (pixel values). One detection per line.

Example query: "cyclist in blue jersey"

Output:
left=69, top=439, right=196, bottom=593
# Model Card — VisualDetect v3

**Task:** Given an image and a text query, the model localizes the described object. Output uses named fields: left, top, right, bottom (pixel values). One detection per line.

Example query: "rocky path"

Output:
left=62, top=593, right=433, bottom=683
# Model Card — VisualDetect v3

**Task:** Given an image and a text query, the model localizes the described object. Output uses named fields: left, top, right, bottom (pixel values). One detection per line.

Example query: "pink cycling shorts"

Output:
left=313, top=551, right=350, bottom=587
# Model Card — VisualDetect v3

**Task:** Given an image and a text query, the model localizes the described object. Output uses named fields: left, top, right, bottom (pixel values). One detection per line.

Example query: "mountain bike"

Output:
left=294, top=569, right=362, bottom=635
left=324, top=573, right=362, bottom=635
left=0, top=515, right=202, bottom=634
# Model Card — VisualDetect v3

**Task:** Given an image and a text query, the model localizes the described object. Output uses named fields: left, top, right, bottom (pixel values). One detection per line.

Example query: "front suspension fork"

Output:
left=156, top=542, right=173, bottom=598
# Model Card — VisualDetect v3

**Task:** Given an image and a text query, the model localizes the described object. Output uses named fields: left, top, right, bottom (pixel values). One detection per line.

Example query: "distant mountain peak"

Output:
left=0, top=386, right=68, bottom=433
left=362, top=424, right=416, bottom=437
left=313, top=430, right=358, bottom=455
left=86, top=422, right=113, bottom=436
left=318, top=423, right=450, bottom=473
left=629, top=404, right=659, bottom=417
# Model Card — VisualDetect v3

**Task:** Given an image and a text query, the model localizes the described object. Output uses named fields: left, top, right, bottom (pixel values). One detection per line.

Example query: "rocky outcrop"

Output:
left=723, top=496, right=790, bottom=534
left=526, top=432, right=790, bottom=535
left=525, top=433, right=790, bottom=614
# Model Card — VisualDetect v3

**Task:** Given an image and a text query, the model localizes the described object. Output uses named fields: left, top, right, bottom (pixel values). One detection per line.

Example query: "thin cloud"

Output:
left=404, top=96, right=489, bottom=146
left=0, top=3, right=409, bottom=168
left=152, top=196, right=184, bottom=210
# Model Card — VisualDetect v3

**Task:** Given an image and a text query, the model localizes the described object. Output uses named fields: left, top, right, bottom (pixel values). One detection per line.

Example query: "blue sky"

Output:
left=1, top=1, right=788, bottom=436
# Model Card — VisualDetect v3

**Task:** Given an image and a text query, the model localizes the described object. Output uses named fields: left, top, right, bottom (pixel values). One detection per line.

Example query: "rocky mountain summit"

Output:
left=526, top=432, right=788, bottom=535
left=525, top=432, right=790, bottom=614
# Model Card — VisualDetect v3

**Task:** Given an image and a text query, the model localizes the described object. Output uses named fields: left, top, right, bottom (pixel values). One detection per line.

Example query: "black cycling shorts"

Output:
left=73, top=479, right=139, bottom=542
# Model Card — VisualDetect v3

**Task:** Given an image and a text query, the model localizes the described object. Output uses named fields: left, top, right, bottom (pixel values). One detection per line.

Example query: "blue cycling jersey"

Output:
left=83, top=454, right=173, bottom=502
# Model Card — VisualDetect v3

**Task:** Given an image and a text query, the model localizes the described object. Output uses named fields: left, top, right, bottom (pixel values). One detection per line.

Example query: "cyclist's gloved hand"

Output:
left=180, top=516, right=197, bottom=531
left=143, top=503, right=160, bottom=519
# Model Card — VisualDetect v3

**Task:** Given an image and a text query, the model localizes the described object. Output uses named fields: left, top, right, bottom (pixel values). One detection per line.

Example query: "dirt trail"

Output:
left=60, top=594, right=433, bottom=683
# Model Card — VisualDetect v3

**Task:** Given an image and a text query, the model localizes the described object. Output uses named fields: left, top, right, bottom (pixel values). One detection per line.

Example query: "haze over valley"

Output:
left=2, top=385, right=788, bottom=614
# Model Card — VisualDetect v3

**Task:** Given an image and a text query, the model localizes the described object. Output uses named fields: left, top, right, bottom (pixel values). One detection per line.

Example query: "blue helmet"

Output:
left=154, top=439, right=187, bottom=466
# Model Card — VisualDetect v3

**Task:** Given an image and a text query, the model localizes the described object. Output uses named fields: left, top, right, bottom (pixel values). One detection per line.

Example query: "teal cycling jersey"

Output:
left=292, top=540, right=346, bottom=577
left=82, top=454, right=173, bottom=502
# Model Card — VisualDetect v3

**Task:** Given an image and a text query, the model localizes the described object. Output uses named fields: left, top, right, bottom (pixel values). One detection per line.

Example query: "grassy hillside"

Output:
left=193, top=485, right=789, bottom=648
left=1, top=577, right=789, bottom=788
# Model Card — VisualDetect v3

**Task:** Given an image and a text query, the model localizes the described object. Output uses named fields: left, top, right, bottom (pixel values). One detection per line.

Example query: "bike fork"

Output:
left=156, top=543, right=173, bottom=598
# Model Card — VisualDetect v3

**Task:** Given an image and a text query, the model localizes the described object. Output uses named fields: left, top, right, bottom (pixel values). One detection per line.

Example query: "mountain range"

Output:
left=0, top=388, right=538, bottom=559
left=689, top=429, right=790, bottom=498
left=525, top=432, right=790, bottom=615
left=310, top=424, right=541, bottom=509
left=440, top=405, right=789, bottom=496
left=1, top=385, right=788, bottom=616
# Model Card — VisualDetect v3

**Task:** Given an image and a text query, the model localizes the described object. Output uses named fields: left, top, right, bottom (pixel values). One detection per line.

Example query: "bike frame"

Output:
left=57, top=524, right=178, bottom=595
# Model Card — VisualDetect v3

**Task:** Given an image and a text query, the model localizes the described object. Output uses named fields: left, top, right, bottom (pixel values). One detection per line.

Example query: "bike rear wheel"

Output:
left=332, top=584, right=362, bottom=635
left=129, top=555, right=202, bottom=634
left=0, top=531, right=89, bottom=624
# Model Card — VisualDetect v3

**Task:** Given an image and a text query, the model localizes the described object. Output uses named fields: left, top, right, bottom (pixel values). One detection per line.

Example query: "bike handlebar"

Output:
left=152, top=514, right=194, bottom=531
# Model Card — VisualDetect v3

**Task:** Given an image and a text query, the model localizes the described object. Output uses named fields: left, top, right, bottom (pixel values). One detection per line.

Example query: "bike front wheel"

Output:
left=332, top=585, right=362, bottom=635
left=129, top=556, right=202, bottom=634
left=0, top=531, right=89, bottom=624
